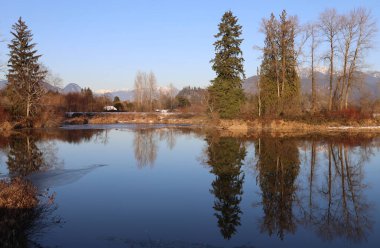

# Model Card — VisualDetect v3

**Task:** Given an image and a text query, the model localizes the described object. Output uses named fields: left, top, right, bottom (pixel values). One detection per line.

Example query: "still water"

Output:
left=0, top=124, right=380, bottom=248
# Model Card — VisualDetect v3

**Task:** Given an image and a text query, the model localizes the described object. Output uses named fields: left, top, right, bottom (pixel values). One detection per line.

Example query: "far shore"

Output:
left=3, top=112, right=380, bottom=135
left=62, top=112, right=380, bottom=134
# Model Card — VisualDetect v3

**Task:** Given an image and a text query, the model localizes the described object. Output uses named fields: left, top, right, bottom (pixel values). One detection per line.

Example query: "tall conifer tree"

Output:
left=209, top=11, right=245, bottom=119
left=259, top=11, right=300, bottom=115
left=7, top=17, right=46, bottom=124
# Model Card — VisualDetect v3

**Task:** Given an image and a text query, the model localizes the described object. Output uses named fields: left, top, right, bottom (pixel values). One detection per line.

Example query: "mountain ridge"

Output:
left=1, top=69, right=380, bottom=102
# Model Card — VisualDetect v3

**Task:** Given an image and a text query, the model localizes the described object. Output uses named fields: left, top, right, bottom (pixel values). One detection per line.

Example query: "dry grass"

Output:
left=0, top=178, right=39, bottom=247
left=0, top=178, right=38, bottom=209
left=85, top=113, right=208, bottom=125
left=51, top=111, right=380, bottom=134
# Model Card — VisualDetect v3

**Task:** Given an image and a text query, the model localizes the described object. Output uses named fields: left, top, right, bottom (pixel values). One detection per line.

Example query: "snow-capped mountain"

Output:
left=157, top=86, right=179, bottom=95
left=368, top=71, right=380, bottom=78
left=94, top=86, right=179, bottom=101
left=95, top=89, right=135, bottom=101
left=63, top=83, right=82, bottom=93
left=298, top=66, right=330, bottom=78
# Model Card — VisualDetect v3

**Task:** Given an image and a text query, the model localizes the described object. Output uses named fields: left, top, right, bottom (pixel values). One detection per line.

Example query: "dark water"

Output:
left=1, top=124, right=380, bottom=248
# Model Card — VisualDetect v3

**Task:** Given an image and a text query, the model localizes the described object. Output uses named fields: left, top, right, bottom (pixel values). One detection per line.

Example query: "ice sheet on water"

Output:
left=27, top=164, right=107, bottom=190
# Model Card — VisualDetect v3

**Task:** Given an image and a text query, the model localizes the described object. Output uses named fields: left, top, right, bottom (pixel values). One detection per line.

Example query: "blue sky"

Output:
left=1, top=0, right=380, bottom=91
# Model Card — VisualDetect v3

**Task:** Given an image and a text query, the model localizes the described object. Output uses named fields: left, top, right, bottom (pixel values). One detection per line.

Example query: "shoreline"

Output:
left=63, top=112, right=380, bottom=134
left=2, top=112, right=380, bottom=134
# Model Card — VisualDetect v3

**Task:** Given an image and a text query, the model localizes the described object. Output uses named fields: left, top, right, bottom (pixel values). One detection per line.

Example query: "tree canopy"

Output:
left=7, top=17, right=46, bottom=124
left=209, top=11, right=245, bottom=119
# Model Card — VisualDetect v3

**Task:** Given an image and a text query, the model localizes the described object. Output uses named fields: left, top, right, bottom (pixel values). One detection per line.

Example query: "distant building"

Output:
left=104, top=106, right=117, bottom=111
left=155, top=109, right=169, bottom=113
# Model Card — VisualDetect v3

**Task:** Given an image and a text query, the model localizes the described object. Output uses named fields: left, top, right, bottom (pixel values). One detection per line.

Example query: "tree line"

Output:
left=209, top=8, right=377, bottom=119
left=0, top=18, right=207, bottom=127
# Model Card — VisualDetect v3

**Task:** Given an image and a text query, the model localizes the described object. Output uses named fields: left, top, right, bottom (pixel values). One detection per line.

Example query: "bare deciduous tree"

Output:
left=319, top=9, right=340, bottom=111
left=147, top=71, right=157, bottom=111
left=168, top=83, right=176, bottom=110
left=305, top=23, right=321, bottom=112
left=340, top=8, right=377, bottom=109
left=134, top=71, right=144, bottom=111
left=133, top=71, right=158, bottom=111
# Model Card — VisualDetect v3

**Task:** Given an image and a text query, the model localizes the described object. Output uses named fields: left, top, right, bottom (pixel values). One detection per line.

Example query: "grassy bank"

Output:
left=60, top=112, right=380, bottom=133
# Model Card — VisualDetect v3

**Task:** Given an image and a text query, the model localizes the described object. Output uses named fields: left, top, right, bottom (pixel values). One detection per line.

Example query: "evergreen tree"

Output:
left=7, top=17, right=46, bottom=124
left=259, top=11, right=300, bottom=116
left=279, top=11, right=300, bottom=105
left=260, top=13, right=280, bottom=115
left=113, top=96, right=123, bottom=111
left=209, top=11, right=245, bottom=119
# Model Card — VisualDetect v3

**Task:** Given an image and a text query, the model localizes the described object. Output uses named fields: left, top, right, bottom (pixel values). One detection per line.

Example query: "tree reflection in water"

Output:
left=0, top=129, right=105, bottom=247
left=255, top=137, right=300, bottom=240
left=133, top=129, right=158, bottom=168
left=204, top=134, right=246, bottom=240
left=304, top=140, right=373, bottom=242
left=253, top=135, right=374, bottom=242
left=133, top=128, right=187, bottom=168
left=7, top=135, right=46, bottom=177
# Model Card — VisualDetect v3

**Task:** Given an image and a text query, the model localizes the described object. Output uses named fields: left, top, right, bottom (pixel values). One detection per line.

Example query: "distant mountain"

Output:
left=0, top=79, right=62, bottom=93
left=63, top=83, right=82, bottom=94
left=242, top=69, right=380, bottom=100
left=242, top=75, right=259, bottom=94
left=95, top=89, right=135, bottom=101
left=94, top=86, right=179, bottom=102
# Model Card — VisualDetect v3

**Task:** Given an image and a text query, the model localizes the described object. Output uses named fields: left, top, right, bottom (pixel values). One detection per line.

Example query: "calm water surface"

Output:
left=0, top=124, right=380, bottom=248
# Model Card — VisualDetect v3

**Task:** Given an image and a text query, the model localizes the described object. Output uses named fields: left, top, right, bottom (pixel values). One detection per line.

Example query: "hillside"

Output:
left=63, top=83, right=82, bottom=93
left=242, top=70, right=380, bottom=101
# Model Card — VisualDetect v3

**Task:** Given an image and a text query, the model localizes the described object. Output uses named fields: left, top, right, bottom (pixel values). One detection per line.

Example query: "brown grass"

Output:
left=0, top=178, right=58, bottom=247
left=0, top=178, right=38, bottom=209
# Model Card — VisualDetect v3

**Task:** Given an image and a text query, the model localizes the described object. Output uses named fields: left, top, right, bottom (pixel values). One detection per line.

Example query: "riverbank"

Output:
left=61, top=112, right=380, bottom=134
left=2, top=112, right=380, bottom=134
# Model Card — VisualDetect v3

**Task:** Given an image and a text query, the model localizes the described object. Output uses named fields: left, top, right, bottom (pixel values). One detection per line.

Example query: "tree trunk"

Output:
left=328, top=45, right=334, bottom=111
left=311, top=41, right=316, bottom=112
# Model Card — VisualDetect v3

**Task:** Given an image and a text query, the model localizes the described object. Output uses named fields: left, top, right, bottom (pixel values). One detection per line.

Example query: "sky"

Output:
left=1, top=0, right=380, bottom=91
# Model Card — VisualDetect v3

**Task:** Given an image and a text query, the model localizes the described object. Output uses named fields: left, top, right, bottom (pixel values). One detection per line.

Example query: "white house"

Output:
left=103, top=106, right=117, bottom=111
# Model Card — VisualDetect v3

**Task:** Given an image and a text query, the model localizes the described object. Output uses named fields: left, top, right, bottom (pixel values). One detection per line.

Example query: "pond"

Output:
left=0, top=124, right=380, bottom=248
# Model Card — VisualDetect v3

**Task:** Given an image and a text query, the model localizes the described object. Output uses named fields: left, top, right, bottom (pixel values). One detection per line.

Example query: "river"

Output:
left=0, top=124, right=379, bottom=247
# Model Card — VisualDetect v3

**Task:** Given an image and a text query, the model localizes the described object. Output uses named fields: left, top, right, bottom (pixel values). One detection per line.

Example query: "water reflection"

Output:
left=253, top=135, right=374, bottom=242
left=133, top=129, right=158, bottom=168
left=158, top=128, right=177, bottom=149
left=7, top=135, right=46, bottom=177
left=0, top=178, right=60, bottom=247
left=204, top=133, right=246, bottom=239
left=0, top=129, right=105, bottom=247
left=301, top=140, right=373, bottom=242
left=255, top=137, right=300, bottom=240
left=0, top=127, right=378, bottom=247
left=132, top=128, right=194, bottom=168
